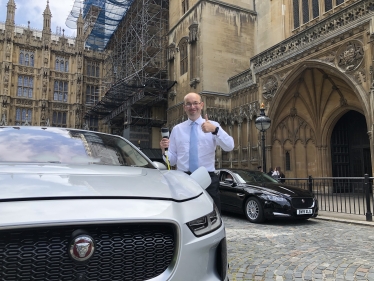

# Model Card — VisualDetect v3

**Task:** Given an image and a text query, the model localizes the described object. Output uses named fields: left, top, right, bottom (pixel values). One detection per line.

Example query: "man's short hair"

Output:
left=257, top=166, right=262, bottom=169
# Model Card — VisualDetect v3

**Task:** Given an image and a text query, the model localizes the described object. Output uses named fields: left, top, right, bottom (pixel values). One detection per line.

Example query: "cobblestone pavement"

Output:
left=223, top=213, right=374, bottom=281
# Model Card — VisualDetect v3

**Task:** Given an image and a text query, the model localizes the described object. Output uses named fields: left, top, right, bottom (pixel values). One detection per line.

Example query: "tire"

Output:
left=244, top=197, right=264, bottom=223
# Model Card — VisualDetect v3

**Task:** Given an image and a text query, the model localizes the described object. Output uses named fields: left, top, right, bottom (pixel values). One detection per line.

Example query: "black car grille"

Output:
left=0, top=223, right=175, bottom=281
left=291, top=198, right=314, bottom=208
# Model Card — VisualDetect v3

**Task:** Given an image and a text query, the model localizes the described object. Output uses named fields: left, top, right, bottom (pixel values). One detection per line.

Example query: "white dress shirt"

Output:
left=165, top=116, right=234, bottom=172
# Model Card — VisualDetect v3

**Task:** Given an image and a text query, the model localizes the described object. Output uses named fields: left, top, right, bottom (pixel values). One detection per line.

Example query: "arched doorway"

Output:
left=331, top=110, right=372, bottom=177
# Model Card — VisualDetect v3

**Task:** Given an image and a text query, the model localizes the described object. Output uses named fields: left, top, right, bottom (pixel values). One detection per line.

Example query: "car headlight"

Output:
left=187, top=205, right=222, bottom=237
left=260, top=194, right=287, bottom=202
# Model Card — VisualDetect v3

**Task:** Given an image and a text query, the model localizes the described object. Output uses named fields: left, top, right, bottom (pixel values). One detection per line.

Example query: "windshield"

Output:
left=232, top=170, right=279, bottom=184
left=0, top=127, right=154, bottom=168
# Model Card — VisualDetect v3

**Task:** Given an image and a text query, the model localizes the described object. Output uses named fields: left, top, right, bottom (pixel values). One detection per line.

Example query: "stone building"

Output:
left=0, top=0, right=104, bottom=130
left=168, top=0, right=374, bottom=178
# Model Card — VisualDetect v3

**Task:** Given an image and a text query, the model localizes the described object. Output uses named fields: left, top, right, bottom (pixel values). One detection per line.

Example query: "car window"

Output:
left=0, top=127, right=154, bottom=168
left=232, top=170, right=278, bottom=184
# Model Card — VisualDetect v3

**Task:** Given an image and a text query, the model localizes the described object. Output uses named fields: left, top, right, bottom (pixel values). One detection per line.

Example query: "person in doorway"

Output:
left=272, top=167, right=280, bottom=180
left=257, top=165, right=262, bottom=172
left=267, top=167, right=274, bottom=176
left=159, top=92, right=234, bottom=212
left=278, top=166, right=286, bottom=183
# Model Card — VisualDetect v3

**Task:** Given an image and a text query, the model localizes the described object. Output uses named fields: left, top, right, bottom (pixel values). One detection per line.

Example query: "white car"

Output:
left=0, top=126, right=228, bottom=281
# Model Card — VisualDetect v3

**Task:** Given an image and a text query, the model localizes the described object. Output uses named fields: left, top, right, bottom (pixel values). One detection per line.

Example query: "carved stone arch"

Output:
left=269, top=60, right=369, bottom=123
left=271, top=115, right=315, bottom=147
left=321, top=105, right=365, bottom=147
left=177, top=36, right=189, bottom=49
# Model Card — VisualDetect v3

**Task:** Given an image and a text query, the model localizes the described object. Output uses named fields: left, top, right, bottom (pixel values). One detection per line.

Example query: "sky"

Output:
left=0, top=0, right=77, bottom=36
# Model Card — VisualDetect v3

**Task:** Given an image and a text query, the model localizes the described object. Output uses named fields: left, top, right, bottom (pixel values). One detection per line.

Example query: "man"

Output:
left=160, top=92, right=234, bottom=212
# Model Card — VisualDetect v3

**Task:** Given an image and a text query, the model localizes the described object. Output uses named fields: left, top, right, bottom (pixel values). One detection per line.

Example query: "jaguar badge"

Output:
left=69, top=234, right=95, bottom=262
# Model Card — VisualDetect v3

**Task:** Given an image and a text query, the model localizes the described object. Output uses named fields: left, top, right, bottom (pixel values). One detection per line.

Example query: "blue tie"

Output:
left=189, top=122, right=199, bottom=172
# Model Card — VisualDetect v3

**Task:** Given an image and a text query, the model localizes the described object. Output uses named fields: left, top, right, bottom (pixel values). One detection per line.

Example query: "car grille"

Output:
left=291, top=198, right=314, bottom=208
left=0, top=223, right=175, bottom=281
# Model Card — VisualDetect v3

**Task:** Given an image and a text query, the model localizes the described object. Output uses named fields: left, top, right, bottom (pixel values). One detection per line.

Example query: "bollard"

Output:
left=364, top=174, right=372, bottom=221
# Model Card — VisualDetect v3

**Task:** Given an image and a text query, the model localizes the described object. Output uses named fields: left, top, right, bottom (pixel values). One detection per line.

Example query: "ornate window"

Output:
left=86, top=85, right=99, bottom=104
left=86, top=62, right=100, bottom=77
left=53, top=80, right=68, bottom=102
left=302, top=0, right=309, bottom=24
left=285, top=151, right=291, bottom=171
left=293, top=0, right=300, bottom=29
left=182, top=0, right=189, bottom=14
left=55, top=56, right=69, bottom=72
left=179, top=38, right=188, bottom=76
left=294, top=0, right=346, bottom=29
left=52, top=111, right=67, bottom=127
left=312, top=0, right=319, bottom=19
left=19, top=50, right=34, bottom=67
left=86, top=117, right=99, bottom=131
left=17, top=76, right=33, bottom=98
left=325, top=0, right=333, bottom=11
left=15, top=108, right=32, bottom=125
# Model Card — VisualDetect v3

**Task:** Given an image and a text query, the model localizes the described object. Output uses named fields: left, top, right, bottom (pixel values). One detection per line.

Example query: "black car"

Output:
left=218, top=169, right=318, bottom=223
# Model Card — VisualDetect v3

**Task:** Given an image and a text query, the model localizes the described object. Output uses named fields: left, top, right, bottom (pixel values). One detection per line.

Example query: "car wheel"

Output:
left=244, top=197, right=264, bottom=223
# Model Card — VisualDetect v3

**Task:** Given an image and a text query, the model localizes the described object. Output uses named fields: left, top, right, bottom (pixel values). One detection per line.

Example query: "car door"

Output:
left=219, top=171, right=245, bottom=212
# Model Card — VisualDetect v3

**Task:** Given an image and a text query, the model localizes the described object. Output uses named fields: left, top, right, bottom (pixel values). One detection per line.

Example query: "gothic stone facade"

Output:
left=0, top=0, right=104, bottom=130
left=166, top=0, right=374, bottom=178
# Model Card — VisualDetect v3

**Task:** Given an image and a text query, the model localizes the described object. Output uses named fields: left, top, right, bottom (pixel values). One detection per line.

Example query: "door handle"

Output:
left=236, top=193, right=245, bottom=197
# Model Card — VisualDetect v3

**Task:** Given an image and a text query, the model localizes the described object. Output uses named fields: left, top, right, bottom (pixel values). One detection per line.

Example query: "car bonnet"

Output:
left=0, top=164, right=203, bottom=202
left=255, top=182, right=313, bottom=197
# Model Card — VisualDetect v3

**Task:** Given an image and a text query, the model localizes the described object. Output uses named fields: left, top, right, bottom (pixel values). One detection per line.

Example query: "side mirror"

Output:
left=190, top=166, right=212, bottom=189
left=153, top=161, right=167, bottom=170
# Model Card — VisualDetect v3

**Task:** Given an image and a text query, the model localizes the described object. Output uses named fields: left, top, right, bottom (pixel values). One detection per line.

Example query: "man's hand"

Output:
left=201, top=114, right=216, bottom=133
left=159, top=138, right=170, bottom=153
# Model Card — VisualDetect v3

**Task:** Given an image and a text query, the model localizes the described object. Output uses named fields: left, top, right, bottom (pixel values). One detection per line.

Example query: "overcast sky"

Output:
left=0, top=0, right=76, bottom=36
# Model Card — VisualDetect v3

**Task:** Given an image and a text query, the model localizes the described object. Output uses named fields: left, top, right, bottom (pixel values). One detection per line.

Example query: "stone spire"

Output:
left=6, top=0, right=16, bottom=26
left=77, top=9, right=84, bottom=39
left=43, top=0, right=52, bottom=34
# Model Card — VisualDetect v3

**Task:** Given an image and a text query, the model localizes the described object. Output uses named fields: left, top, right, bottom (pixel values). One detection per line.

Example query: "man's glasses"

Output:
left=184, top=102, right=201, bottom=108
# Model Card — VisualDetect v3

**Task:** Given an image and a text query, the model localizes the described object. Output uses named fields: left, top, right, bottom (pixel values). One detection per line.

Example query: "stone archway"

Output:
left=331, top=110, right=372, bottom=177
left=267, top=65, right=367, bottom=178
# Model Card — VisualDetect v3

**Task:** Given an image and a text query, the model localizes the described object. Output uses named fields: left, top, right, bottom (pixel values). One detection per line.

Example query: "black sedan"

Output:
left=218, top=169, right=318, bottom=223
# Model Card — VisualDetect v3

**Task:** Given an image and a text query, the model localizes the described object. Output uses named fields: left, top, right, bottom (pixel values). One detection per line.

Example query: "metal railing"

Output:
left=284, top=175, right=373, bottom=221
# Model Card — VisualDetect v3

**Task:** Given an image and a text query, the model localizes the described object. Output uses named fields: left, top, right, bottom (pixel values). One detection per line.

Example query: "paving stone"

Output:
left=224, top=213, right=374, bottom=281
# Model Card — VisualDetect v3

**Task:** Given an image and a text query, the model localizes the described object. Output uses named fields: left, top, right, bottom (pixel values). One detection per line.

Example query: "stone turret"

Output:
left=42, top=0, right=52, bottom=38
left=5, top=0, right=16, bottom=26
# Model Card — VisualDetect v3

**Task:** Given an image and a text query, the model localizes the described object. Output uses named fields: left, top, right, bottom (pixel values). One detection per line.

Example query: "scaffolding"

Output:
left=66, top=0, right=175, bottom=138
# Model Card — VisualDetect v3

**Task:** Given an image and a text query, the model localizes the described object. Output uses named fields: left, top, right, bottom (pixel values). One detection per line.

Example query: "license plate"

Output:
left=297, top=209, right=313, bottom=215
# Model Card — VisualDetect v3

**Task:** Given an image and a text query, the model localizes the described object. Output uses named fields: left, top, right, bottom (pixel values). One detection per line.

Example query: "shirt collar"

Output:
left=188, top=116, right=203, bottom=125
